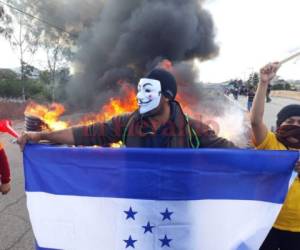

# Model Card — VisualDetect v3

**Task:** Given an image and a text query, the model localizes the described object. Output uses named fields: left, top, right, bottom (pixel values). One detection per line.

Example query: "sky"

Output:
left=200, top=0, right=300, bottom=83
left=0, top=0, right=300, bottom=83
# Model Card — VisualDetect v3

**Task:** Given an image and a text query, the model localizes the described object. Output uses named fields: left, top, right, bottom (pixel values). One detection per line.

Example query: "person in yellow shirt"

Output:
left=251, top=62, right=300, bottom=250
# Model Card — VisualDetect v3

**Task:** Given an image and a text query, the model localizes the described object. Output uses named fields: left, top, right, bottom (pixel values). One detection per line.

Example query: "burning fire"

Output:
left=25, top=102, right=69, bottom=131
left=24, top=84, right=138, bottom=131
left=24, top=85, right=198, bottom=132
left=24, top=60, right=199, bottom=133
left=80, top=84, right=137, bottom=125
left=24, top=66, right=247, bottom=147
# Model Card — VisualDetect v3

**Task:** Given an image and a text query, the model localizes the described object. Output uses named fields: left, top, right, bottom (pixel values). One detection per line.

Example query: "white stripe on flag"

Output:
left=27, top=192, right=282, bottom=250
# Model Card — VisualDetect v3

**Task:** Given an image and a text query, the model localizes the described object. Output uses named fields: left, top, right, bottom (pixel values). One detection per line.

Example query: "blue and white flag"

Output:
left=23, top=144, right=298, bottom=250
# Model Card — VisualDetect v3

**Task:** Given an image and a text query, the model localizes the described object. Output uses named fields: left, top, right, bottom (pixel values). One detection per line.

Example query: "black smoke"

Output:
left=30, top=0, right=218, bottom=108
left=10, top=0, right=250, bottom=145
left=13, top=0, right=219, bottom=109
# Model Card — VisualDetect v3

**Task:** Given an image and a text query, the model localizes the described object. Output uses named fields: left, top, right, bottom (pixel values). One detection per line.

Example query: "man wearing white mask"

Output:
left=17, top=69, right=235, bottom=149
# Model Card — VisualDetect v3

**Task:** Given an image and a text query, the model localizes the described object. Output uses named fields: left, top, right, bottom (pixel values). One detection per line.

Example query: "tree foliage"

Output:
left=0, top=1, right=73, bottom=101
left=0, top=77, right=50, bottom=101
left=0, top=5, right=13, bottom=38
left=0, top=1, right=41, bottom=99
left=247, top=72, right=259, bottom=87
left=270, top=78, right=296, bottom=91
left=0, top=67, right=70, bottom=102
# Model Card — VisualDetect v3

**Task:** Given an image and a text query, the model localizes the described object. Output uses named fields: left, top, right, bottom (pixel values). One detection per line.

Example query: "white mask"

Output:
left=137, top=78, right=162, bottom=114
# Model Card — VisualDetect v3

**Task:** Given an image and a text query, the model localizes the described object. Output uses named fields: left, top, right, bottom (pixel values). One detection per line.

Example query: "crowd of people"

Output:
left=225, top=80, right=273, bottom=111
left=1, top=62, right=299, bottom=249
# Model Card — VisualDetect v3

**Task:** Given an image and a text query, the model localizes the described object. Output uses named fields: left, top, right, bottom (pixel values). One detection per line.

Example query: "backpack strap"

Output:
left=185, top=115, right=200, bottom=148
left=122, top=115, right=136, bottom=145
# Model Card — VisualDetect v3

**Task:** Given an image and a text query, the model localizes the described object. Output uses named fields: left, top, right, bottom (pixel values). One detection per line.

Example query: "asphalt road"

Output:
left=236, top=95, right=300, bottom=129
left=0, top=121, right=34, bottom=250
left=0, top=95, right=300, bottom=250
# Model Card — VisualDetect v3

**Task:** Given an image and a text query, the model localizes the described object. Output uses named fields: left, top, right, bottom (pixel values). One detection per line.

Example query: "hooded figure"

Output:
left=275, top=104, right=300, bottom=149
left=137, top=69, right=177, bottom=115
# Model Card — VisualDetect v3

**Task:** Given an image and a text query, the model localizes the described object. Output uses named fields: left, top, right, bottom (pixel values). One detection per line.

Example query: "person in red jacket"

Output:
left=0, top=143, right=11, bottom=194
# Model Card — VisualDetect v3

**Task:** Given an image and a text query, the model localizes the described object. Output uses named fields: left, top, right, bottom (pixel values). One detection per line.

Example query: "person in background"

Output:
left=251, top=62, right=300, bottom=250
left=232, top=87, right=239, bottom=100
left=247, top=86, right=255, bottom=111
left=0, top=142, right=11, bottom=195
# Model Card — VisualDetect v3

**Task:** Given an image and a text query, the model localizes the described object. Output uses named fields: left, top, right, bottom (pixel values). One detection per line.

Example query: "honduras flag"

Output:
left=23, top=144, right=298, bottom=250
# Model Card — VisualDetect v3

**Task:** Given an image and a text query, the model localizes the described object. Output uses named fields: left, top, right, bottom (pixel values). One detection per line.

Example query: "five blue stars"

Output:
left=160, top=208, right=173, bottom=221
left=142, top=221, right=155, bottom=234
left=123, top=207, right=175, bottom=247
left=124, top=235, right=137, bottom=248
left=159, top=234, right=172, bottom=247
left=124, top=207, right=138, bottom=220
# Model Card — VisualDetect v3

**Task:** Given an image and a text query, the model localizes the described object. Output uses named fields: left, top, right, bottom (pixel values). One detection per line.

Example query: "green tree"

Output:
left=272, top=79, right=292, bottom=91
left=252, top=72, right=259, bottom=86
left=247, top=73, right=253, bottom=86
left=0, top=5, right=13, bottom=38
left=39, top=67, right=70, bottom=102
left=0, top=1, right=41, bottom=100
left=0, top=1, right=72, bottom=100
left=246, top=72, right=259, bottom=88
left=44, top=36, right=70, bottom=101
left=0, top=1, right=73, bottom=101
left=0, top=68, right=51, bottom=101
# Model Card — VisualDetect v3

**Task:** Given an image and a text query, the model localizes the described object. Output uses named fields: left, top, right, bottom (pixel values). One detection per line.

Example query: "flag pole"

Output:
left=279, top=51, right=300, bottom=65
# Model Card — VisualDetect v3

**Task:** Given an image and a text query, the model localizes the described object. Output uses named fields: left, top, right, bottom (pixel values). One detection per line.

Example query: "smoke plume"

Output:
left=27, top=0, right=219, bottom=108
left=9, top=0, right=250, bottom=146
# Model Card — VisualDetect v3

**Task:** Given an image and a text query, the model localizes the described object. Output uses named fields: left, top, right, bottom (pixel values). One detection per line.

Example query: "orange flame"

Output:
left=80, top=84, right=138, bottom=125
left=24, top=63, right=200, bottom=133
left=24, top=84, right=138, bottom=131
left=25, top=102, right=69, bottom=130
left=23, top=63, right=243, bottom=145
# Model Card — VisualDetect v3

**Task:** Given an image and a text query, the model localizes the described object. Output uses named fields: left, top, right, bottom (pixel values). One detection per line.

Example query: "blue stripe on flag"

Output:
left=36, top=247, right=58, bottom=250
left=36, top=243, right=60, bottom=250
left=24, top=144, right=298, bottom=203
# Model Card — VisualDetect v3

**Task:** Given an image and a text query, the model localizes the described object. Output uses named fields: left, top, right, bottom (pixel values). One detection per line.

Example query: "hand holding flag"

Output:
left=24, top=145, right=298, bottom=250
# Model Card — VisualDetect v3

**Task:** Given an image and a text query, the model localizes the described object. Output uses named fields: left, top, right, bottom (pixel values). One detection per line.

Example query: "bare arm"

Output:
left=251, top=81, right=268, bottom=145
left=251, top=62, right=280, bottom=145
left=40, top=129, right=75, bottom=144
left=17, top=128, right=75, bottom=151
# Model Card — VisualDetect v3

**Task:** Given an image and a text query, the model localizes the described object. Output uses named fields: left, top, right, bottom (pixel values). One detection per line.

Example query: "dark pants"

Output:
left=260, top=227, right=300, bottom=250
left=247, top=101, right=253, bottom=111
